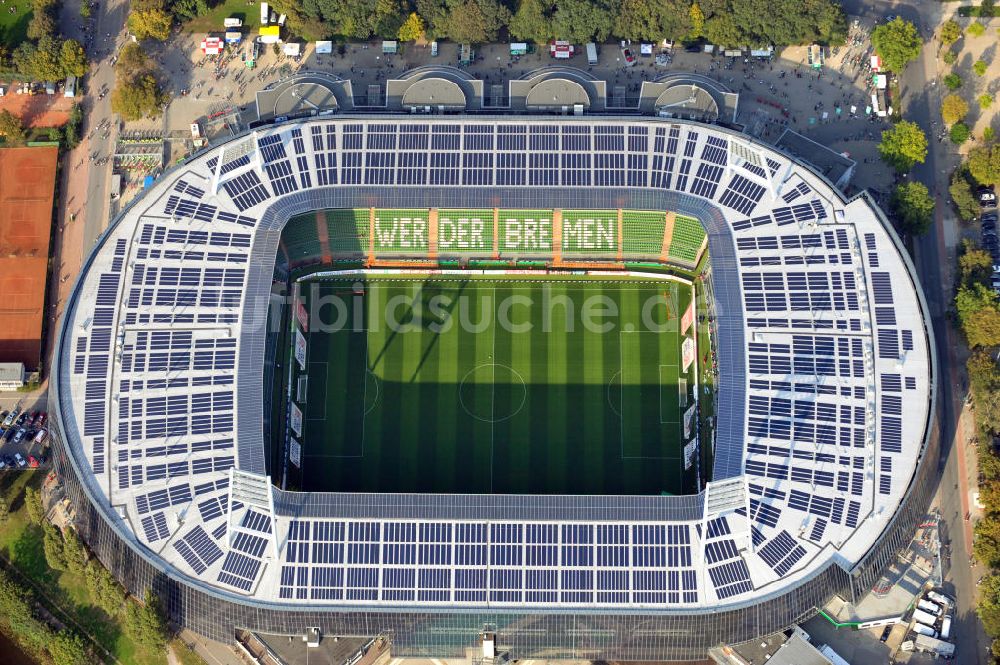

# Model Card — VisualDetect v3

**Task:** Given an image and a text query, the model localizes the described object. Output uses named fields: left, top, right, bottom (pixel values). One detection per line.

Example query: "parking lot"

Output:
left=0, top=395, right=50, bottom=471
left=978, top=186, right=1000, bottom=292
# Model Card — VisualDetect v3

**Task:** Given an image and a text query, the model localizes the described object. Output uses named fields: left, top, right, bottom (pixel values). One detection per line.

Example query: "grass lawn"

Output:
left=183, top=0, right=259, bottom=33
left=0, top=472, right=166, bottom=665
left=293, top=275, right=699, bottom=496
left=0, top=1, right=31, bottom=48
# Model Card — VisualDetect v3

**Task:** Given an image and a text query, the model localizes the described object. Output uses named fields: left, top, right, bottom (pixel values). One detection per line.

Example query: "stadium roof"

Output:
left=54, top=116, right=932, bottom=612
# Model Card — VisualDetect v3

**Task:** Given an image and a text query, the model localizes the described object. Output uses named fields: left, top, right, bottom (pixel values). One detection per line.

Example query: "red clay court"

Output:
left=0, top=145, right=57, bottom=369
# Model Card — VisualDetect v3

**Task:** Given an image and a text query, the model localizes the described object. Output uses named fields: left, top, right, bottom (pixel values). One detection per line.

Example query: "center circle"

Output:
left=458, top=363, right=527, bottom=423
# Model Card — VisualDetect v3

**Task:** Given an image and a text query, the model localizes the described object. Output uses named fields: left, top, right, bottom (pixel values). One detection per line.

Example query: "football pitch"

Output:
left=294, top=275, right=698, bottom=496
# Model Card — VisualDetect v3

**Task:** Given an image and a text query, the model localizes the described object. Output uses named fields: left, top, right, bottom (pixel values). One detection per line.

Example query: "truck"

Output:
left=260, top=2, right=269, bottom=25
left=927, top=591, right=953, bottom=607
left=941, top=614, right=952, bottom=640
left=914, top=633, right=955, bottom=659
left=917, top=599, right=943, bottom=616
left=912, top=608, right=938, bottom=627
left=912, top=623, right=938, bottom=639
left=586, top=42, right=598, bottom=65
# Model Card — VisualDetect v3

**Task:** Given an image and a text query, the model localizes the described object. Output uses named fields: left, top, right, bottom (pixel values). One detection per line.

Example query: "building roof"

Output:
left=774, top=128, right=856, bottom=189
left=54, top=117, right=932, bottom=613
left=0, top=362, right=24, bottom=381
left=0, top=146, right=57, bottom=368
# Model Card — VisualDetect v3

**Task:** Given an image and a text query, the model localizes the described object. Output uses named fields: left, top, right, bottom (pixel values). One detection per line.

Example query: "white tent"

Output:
left=315, top=40, right=333, bottom=54
left=283, top=42, right=301, bottom=56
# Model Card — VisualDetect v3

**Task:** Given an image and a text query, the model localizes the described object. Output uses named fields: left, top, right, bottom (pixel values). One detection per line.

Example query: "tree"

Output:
left=414, top=0, right=449, bottom=37
left=124, top=591, right=168, bottom=651
left=615, top=0, right=691, bottom=42
left=951, top=170, right=980, bottom=222
left=85, top=561, right=126, bottom=616
left=112, top=74, right=166, bottom=120
left=42, top=522, right=67, bottom=571
left=878, top=121, right=927, bottom=172
left=48, top=632, right=89, bottom=665
left=943, top=49, right=957, bottom=65
left=700, top=0, right=845, bottom=49
left=951, top=122, right=971, bottom=144
left=986, top=127, right=996, bottom=143
left=956, top=283, right=1000, bottom=348
left=981, top=93, right=995, bottom=109
left=24, top=486, right=43, bottom=525
left=943, top=73, right=962, bottom=90
left=968, top=144, right=1000, bottom=186
left=79, top=1, right=90, bottom=17
left=940, top=19, right=961, bottom=45
left=968, top=21, right=986, bottom=37
left=509, top=0, right=552, bottom=44
left=115, top=42, right=152, bottom=79
left=976, top=517, right=1000, bottom=568
left=961, top=241, right=995, bottom=286
left=0, top=110, right=25, bottom=145
left=128, top=8, right=173, bottom=40
left=688, top=2, right=705, bottom=38
left=870, top=17, right=922, bottom=72
left=446, top=0, right=510, bottom=43
left=60, top=39, right=88, bottom=78
left=890, top=181, right=935, bottom=235
left=551, top=0, right=610, bottom=43
left=27, top=11, right=56, bottom=40
left=968, top=349, right=1000, bottom=435
left=0, top=494, right=8, bottom=524
left=62, top=528, right=88, bottom=575
left=975, top=59, right=989, bottom=76
left=397, top=12, right=425, bottom=41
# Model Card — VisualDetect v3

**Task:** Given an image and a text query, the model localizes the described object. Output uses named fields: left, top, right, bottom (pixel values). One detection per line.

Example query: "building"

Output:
left=51, top=108, right=934, bottom=661
left=0, top=362, right=25, bottom=390
left=0, top=146, right=57, bottom=370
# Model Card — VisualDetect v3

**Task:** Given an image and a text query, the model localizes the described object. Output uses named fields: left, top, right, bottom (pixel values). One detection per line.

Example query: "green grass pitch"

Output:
left=293, top=275, right=698, bottom=496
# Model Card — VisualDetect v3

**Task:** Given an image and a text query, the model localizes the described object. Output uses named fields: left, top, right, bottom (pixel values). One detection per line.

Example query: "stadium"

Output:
left=51, top=114, right=935, bottom=661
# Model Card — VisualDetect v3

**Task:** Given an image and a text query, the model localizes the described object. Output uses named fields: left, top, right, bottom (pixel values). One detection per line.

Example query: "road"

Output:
left=839, top=0, right=989, bottom=661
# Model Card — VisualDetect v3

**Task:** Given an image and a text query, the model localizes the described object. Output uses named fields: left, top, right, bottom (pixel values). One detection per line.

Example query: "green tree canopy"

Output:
left=48, top=632, right=89, bottom=665
left=940, top=19, right=961, bottom=45
left=951, top=170, right=980, bottom=222
left=124, top=591, right=169, bottom=651
left=980, top=94, right=994, bottom=109
left=42, top=522, right=67, bottom=571
left=700, top=0, right=845, bottom=48
left=878, top=120, right=928, bottom=172
left=111, top=74, right=166, bottom=121
left=943, top=73, right=962, bottom=90
left=956, top=283, right=1000, bottom=348
left=871, top=17, right=922, bottom=72
left=24, top=486, right=43, bottom=524
left=60, top=39, right=89, bottom=78
left=968, top=144, right=1000, bottom=186
left=85, top=560, right=126, bottom=616
left=951, top=122, right=971, bottom=144
left=397, top=12, right=425, bottom=41
left=890, top=181, right=935, bottom=235
left=445, top=0, right=510, bottom=42
left=614, top=0, right=692, bottom=42
left=942, top=94, right=969, bottom=125
left=550, top=0, right=612, bottom=43
left=968, top=21, right=986, bottom=37
left=0, top=110, right=24, bottom=145
left=128, top=7, right=173, bottom=40
left=509, top=0, right=552, bottom=43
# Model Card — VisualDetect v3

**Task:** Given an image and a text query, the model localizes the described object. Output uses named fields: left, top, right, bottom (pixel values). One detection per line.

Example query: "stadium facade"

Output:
left=51, top=114, right=936, bottom=661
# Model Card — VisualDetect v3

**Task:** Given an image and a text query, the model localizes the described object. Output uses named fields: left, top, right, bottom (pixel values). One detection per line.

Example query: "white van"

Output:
left=912, top=623, right=937, bottom=639
left=940, top=615, right=952, bottom=640
left=917, top=599, right=942, bottom=616
left=586, top=42, right=598, bottom=65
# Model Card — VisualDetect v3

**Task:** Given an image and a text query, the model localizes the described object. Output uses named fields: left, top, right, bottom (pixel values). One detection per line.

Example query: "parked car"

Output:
left=979, top=185, right=997, bottom=208
left=33, top=429, right=47, bottom=445
left=4, top=427, right=16, bottom=442
left=620, top=43, right=636, bottom=66
left=36, top=413, right=46, bottom=429
left=0, top=459, right=6, bottom=470
left=28, top=411, right=39, bottom=427
left=16, top=412, right=28, bottom=426
left=13, top=428, right=25, bottom=444
left=27, top=456, right=38, bottom=469
left=3, top=407, right=19, bottom=428
left=13, top=453, right=26, bottom=468
left=880, top=625, right=892, bottom=642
